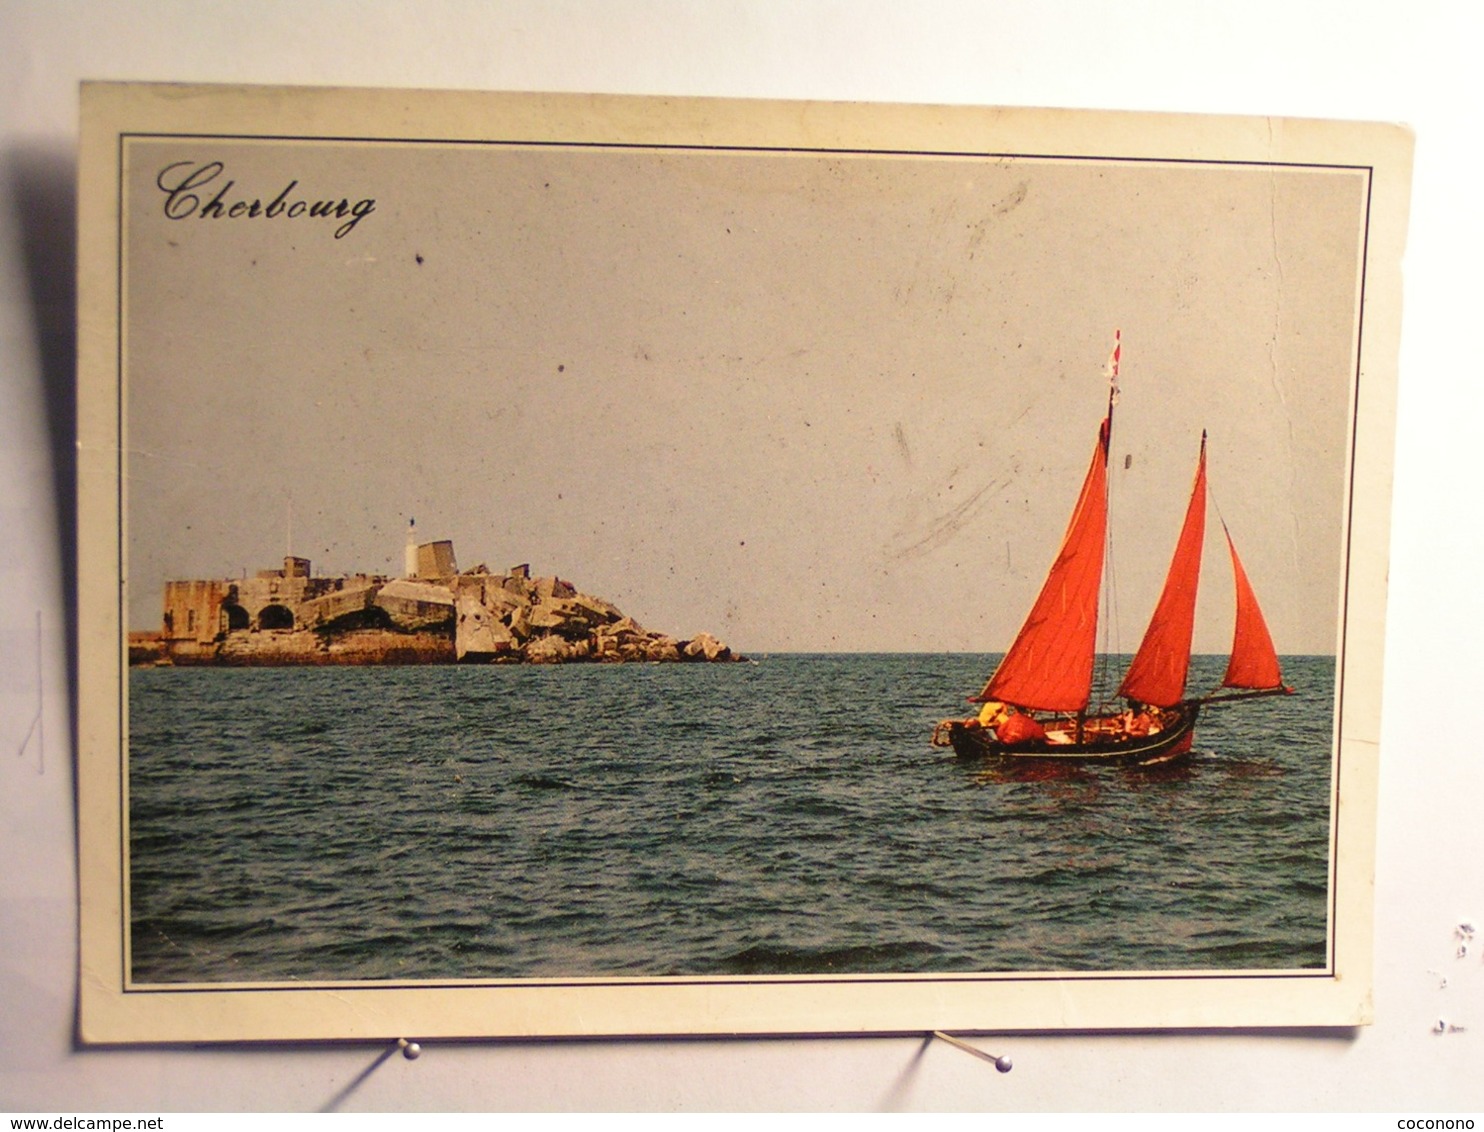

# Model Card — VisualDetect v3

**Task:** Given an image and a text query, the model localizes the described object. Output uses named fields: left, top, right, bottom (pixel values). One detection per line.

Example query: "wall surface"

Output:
left=2, top=0, right=1481, bottom=1112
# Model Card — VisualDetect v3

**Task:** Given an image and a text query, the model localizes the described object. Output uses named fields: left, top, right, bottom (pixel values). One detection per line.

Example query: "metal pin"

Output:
left=397, top=1038, right=421, bottom=1060
left=931, top=1030, right=1012, bottom=1072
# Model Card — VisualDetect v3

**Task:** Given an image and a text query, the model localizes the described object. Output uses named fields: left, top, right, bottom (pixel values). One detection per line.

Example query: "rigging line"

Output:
left=1201, top=474, right=1258, bottom=698
left=1098, top=442, right=1122, bottom=709
left=1097, top=490, right=1114, bottom=702
left=1106, top=453, right=1122, bottom=642
left=1207, top=475, right=1231, bottom=530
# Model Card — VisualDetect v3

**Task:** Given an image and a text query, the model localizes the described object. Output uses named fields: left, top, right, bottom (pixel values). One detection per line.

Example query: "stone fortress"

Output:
left=129, top=523, right=740, bottom=667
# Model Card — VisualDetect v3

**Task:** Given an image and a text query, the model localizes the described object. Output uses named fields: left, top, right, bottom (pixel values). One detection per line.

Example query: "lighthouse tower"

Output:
left=404, top=518, right=418, bottom=578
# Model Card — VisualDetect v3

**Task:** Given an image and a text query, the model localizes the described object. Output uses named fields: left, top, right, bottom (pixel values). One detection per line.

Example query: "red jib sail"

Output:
left=1119, top=435, right=1208, bottom=708
left=1222, top=523, right=1284, bottom=689
left=979, top=419, right=1110, bottom=713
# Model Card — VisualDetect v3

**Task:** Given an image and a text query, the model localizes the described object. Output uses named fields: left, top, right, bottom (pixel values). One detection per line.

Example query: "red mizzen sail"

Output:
left=1119, top=434, right=1208, bottom=708
left=979, top=419, right=1110, bottom=713
left=1222, top=523, right=1284, bottom=690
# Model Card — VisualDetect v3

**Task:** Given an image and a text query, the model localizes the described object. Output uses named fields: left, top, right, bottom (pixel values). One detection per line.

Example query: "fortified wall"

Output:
left=130, top=538, right=740, bottom=668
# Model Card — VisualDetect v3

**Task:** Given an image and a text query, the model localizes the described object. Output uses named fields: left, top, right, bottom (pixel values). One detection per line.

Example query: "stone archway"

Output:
left=221, top=603, right=250, bottom=633
left=258, top=604, right=295, bottom=630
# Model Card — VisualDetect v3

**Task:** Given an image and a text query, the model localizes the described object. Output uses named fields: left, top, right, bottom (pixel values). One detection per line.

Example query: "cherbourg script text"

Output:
left=155, top=161, right=376, bottom=239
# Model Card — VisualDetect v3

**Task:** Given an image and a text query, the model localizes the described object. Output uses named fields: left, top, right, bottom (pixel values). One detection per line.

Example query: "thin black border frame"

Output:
left=109, top=128, right=1375, bottom=1001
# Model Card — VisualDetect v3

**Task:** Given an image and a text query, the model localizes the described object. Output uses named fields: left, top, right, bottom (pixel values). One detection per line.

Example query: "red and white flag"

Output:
left=1105, top=328, right=1122, bottom=402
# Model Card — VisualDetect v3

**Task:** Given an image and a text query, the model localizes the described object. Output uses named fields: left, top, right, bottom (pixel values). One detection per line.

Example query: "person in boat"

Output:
left=964, top=699, right=1046, bottom=744
left=992, top=706, right=1048, bottom=745
left=974, top=700, right=1011, bottom=731
left=1118, top=702, right=1163, bottom=738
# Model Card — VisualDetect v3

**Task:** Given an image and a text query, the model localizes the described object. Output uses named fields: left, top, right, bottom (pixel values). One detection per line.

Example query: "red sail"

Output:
left=1119, top=435, right=1207, bottom=708
left=979, top=420, right=1110, bottom=713
left=1222, top=524, right=1284, bottom=689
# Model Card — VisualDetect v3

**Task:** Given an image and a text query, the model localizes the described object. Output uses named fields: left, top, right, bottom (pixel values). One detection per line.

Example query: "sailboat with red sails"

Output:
left=931, top=333, right=1293, bottom=766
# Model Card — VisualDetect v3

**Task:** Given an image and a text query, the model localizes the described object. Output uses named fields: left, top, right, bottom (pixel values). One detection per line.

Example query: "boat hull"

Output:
left=936, top=702, right=1200, bottom=766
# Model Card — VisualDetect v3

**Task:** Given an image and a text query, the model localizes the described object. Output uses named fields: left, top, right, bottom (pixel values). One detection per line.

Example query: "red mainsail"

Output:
left=979, top=420, right=1110, bottom=713
left=1222, top=523, right=1285, bottom=690
left=1119, top=435, right=1208, bottom=708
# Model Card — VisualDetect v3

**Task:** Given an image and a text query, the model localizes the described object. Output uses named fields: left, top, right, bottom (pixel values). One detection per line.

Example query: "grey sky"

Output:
left=125, top=139, right=1365, bottom=654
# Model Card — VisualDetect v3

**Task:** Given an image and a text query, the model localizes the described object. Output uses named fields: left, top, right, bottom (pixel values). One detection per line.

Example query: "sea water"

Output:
left=127, top=654, right=1335, bottom=982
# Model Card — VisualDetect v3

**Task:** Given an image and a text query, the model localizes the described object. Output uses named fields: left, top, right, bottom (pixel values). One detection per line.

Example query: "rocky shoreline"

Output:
left=130, top=566, right=742, bottom=668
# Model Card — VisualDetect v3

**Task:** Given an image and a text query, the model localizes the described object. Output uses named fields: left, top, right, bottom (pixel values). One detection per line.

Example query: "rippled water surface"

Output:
left=128, top=654, right=1334, bottom=982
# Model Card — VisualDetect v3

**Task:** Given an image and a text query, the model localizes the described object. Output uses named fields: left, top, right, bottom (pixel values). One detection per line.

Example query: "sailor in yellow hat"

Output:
left=976, top=700, right=1011, bottom=730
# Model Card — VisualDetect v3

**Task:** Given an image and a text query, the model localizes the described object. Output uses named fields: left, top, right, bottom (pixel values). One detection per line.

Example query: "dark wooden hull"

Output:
left=936, top=702, right=1200, bottom=767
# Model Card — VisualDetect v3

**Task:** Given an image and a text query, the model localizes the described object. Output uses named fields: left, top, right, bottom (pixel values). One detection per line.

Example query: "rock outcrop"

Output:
left=132, top=565, right=742, bottom=667
left=448, top=569, right=738, bottom=665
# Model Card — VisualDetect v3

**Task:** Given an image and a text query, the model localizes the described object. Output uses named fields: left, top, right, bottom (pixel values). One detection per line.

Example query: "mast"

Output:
left=977, top=332, right=1121, bottom=716
left=1081, top=329, right=1121, bottom=740
left=1074, top=327, right=1115, bottom=744
left=978, top=418, right=1110, bottom=713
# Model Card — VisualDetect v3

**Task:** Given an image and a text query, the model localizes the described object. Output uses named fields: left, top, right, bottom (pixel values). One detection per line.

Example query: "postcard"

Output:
left=77, top=83, right=1411, bottom=1042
